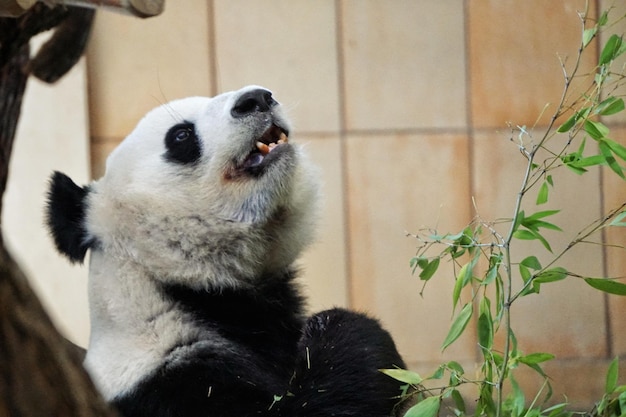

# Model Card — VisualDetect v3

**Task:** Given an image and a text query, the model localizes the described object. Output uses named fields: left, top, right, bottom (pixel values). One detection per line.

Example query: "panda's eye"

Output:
left=174, top=128, right=191, bottom=142
left=164, top=122, right=202, bottom=165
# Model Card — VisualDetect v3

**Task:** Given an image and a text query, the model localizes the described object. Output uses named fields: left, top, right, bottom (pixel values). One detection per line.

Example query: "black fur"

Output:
left=231, top=88, right=277, bottom=118
left=163, top=122, right=202, bottom=165
left=45, top=171, right=93, bottom=263
left=112, top=270, right=406, bottom=417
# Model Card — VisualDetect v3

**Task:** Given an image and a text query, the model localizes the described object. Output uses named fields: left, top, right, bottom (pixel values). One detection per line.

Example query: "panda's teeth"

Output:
left=278, top=132, right=288, bottom=143
left=256, top=142, right=270, bottom=156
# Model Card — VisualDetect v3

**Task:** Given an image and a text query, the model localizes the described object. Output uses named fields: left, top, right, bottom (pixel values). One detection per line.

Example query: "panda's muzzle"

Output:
left=241, top=124, right=290, bottom=171
left=227, top=88, right=292, bottom=177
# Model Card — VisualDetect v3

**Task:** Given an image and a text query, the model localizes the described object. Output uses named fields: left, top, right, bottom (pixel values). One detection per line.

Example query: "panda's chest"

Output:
left=85, top=317, right=229, bottom=401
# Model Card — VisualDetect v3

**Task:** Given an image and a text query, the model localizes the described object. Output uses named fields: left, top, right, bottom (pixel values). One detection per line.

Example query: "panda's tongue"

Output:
left=245, top=153, right=265, bottom=168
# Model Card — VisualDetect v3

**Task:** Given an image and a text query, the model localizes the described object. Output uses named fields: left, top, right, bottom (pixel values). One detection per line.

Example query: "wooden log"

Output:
left=0, top=246, right=117, bottom=416
left=0, top=0, right=37, bottom=17
left=0, top=4, right=116, bottom=416
left=0, top=0, right=165, bottom=18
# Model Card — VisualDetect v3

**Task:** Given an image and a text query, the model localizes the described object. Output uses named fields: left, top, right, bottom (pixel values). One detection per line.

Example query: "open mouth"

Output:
left=242, top=124, right=289, bottom=170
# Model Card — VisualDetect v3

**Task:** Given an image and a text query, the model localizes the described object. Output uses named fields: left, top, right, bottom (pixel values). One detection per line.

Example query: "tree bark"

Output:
left=0, top=247, right=116, bottom=416
left=0, top=4, right=117, bottom=416
left=0, top=40, right=28, bottom=218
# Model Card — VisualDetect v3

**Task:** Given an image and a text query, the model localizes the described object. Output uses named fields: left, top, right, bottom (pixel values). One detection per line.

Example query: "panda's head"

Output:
left=47, top=86, right=319, bottom=289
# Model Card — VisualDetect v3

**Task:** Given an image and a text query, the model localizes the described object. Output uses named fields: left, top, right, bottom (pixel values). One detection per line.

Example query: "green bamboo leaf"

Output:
left=447, top=360, right=465, bottom=375
left=533, top=267, right=567, bottom=293
left=518, top=352, right=555, bottom=365
left=509, top=374, right=526, bottom=416
left=450, top=389, right=466, bottom=413
left=599, top=140, right=625, bottom=179
left=535, top=267, right=568, bottom=284
left=610, top=211, right=626, bottom=227
left=521, top=255, right=542, bottom=270
left=523, top=211, right=562, bottom=232
left=478, top=309, right=493, bottom=349
left=569, top=154, right=607, bottom=169
left=452, top=257, right=477, bottom=308
left=447, top=360, right=464, bottom=386
left=404, top=396, right=440, bottom=417
left=604, top=137, right=626, bottom=161
left=564, top=160, right=589, bottom=175
left=537, top=182, right=549, bottom=205
left=442, top=303, right=473, bottom=351
left=557, top=113, right=577, bottom=133
left=452, top=271, right=464, bottom=309
left=484, top=263, right=499, bottom=285
left=598, top=10, right=609, bottom=26
left=598, top=97, right=625, bottom=116
left=380, top=369, right=423, bottom=385
left=585, top=120, right=609, bottom=140
left=513, top=229, right=553, bottom=252
left=519, top=264, right=533, bottom=291
left=526, top=209, right=560, bottom=220
left=585, top=278, right=626, bottom=295
left=533, top=230, right=553, bottom=252
left=419, top=257, right=440, bottom=281
left=599, top=34, right=623, bottom=65
left=544, top=403, right=568, bottom=417
left=513, top=229, right=536, bottom=241
left=583, top=27, right=597, bottom=48
left=512, top=210, right=525, bottom=233
left=605, top=357, right=619, bottom=394
left=427, top=365, right=445, bottom=380
left=528, top=219, right=563, bottom=232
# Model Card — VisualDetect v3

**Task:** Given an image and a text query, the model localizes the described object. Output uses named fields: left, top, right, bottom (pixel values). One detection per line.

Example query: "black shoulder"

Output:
left=45, top=171, right=94, bottom=263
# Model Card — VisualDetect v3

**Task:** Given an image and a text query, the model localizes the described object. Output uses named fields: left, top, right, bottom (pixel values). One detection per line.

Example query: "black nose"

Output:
left=231, top=88, right=277, bottom=118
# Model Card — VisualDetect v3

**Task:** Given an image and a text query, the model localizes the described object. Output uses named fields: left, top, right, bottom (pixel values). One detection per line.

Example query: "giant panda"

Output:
left=46, top=85, right=408, bottom=417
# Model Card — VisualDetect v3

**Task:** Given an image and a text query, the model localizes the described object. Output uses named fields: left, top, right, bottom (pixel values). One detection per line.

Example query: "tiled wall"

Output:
left=85, top=0, right=625, bottom=408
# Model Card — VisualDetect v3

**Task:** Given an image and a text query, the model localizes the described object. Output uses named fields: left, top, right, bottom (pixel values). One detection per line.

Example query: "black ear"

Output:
left=46, top=171, right=93, bottom=263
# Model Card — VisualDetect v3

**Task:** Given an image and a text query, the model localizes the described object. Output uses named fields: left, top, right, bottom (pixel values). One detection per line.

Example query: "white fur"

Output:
left=82, top=86, right=319, bottom=399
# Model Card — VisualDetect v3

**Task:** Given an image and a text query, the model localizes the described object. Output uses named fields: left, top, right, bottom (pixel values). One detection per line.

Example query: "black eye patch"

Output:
left=164, top=122, right=202, bottom=165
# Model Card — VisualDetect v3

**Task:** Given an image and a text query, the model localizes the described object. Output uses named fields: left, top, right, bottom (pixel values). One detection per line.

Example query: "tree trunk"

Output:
left=0, top=247, right=116, bottom=416
left=0, top=4, right=116, bottom=416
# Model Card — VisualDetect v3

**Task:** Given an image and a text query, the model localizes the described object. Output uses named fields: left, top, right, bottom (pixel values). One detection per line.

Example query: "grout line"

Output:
left=334, top=0, right=353, bottom=309
left=288, top=121, right=626, bottom=139
left=463, top=0, right=481, bottom=364
left=207, top=0, right=219, bottom=95
left=298, top=119, right=626, bottom=140
left=593, top=0, right=613, bottom=360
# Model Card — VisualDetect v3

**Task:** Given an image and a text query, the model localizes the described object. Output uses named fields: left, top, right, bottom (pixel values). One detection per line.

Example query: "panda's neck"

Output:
left=85, top=250, right=305, bottom=399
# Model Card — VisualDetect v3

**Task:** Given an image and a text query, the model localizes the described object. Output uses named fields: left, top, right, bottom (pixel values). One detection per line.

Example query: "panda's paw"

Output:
left=279, top=308, right=406, bottom=417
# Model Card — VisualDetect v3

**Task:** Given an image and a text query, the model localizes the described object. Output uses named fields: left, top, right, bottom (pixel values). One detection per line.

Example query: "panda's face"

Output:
left=72, top=86, right=318, bottom=288
left=101, top=86, right=296, bottom=222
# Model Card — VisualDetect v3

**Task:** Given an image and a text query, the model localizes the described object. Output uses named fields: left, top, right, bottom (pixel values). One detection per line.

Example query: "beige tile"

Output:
left=468, top=0, right=597, bottom=129
left=213, top=0, right=340, bottom=133
left=345, top=132, right=474, bottom=364
left=341, top=0, right=466, bottom=130
left=297, top=134, right=348, bottom=312
left=473, top=130, right=607, bottom=358
left=603, top=127, right=626, bottom=356
left=87, top=1, right=212, bottom=138
left=91, top=137, right=122, bottom=179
